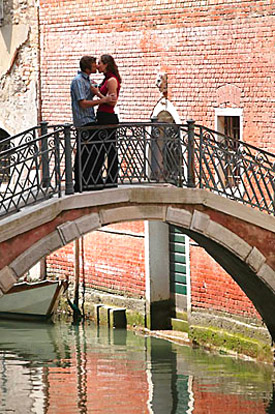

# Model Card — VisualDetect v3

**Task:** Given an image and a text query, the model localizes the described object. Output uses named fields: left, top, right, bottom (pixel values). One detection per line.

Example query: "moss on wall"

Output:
left=189, top=325, right=273, bottom=363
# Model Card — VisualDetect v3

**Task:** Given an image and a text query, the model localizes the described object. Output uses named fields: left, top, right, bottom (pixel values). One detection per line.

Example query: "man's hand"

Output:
left=104, top=94, right=117, bottom=104
left=90, top=85, right=99, bottom=95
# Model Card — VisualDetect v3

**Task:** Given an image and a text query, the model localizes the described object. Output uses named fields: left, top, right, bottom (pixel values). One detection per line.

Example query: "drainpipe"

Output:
left=73, top=239, right=82, bottom=323
left=81, top=236, right=86, bottom=318
left=36, top=1, right=46, bottom=280
left=36, top=1, right=42, bottom=124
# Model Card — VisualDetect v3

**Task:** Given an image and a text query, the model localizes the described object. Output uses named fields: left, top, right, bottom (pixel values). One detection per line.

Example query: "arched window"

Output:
left=0, top=128, right=10, bottom=184
left=151, top=109, right=181, bottom=183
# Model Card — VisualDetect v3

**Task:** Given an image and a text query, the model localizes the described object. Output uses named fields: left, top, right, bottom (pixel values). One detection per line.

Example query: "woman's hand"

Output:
left=90, top=85, right=100, bottom=96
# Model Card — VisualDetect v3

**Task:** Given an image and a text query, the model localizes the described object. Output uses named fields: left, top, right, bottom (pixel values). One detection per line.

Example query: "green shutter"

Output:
left=169, top=225, right=187, bottom=296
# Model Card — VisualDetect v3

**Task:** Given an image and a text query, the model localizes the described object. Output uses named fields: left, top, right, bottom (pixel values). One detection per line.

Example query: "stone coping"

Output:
left=1, top=186, right=275, bottom=244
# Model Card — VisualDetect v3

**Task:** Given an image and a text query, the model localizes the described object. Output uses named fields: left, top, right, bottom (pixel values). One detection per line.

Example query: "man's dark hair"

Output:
left=80, top=56, right=96, bottom=72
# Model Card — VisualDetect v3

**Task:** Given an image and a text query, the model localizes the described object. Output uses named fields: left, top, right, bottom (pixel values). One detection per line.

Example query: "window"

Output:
left=215, top=109, right=243, bottom=189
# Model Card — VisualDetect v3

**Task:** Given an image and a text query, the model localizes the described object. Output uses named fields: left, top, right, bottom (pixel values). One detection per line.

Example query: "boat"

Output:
left=0, top=279, right=68, bottom=321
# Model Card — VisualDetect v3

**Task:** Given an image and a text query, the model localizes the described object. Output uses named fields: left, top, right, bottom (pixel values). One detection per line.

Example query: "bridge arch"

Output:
left=0, top=186, right=275, bottom=339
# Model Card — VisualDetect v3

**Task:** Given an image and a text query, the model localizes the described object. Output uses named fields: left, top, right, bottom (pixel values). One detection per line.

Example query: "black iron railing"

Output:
left=0, top=123, right=75, bottom=216
left=1, top=120, right=275, bottom=218
left=193, top=124, right=275, bottom=213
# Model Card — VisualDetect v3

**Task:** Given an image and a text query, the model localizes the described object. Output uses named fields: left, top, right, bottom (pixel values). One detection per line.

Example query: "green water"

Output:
left=0, top=320, right=273, bottom=413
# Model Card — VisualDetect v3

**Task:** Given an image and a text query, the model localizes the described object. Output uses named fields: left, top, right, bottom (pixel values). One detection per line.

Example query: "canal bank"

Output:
left=58, top=287, right=274, bottom=364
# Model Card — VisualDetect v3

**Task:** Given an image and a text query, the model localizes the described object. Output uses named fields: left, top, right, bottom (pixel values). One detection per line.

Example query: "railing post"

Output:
left=187, top=119, right=195, bottom=188
left=150, top=116, right=162, bottom=181
left=64, top=123, right=74, bottom=195
left=54, top=130, right=61, bottom=197
left=41, top=121, right=50, bottom=187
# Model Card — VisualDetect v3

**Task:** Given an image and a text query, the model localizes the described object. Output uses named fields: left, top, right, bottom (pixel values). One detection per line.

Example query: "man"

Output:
left=70, top=55, right=114, bottom=191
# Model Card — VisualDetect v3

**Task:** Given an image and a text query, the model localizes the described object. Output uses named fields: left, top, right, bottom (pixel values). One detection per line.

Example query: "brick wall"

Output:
left=190, top=244, right=261, bottom=320
left=47, top=221, right=146, bottom=299
left=39, top=0, right=274, bottom=149
left=40, top=1, right=274, bottom=323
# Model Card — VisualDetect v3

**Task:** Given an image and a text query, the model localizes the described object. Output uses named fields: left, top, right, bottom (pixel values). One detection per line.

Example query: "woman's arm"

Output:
left=79, top=94, right=115, bottom=109
left=105, top=77, right=118, bottom=107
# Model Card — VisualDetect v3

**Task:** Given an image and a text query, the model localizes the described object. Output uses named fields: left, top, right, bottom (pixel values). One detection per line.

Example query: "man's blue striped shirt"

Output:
left=70, top=71, right=96, bottom=127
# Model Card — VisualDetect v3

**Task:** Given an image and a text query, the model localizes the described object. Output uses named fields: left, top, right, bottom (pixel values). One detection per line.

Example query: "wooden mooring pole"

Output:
left=73, top=239, right=82, bottom=323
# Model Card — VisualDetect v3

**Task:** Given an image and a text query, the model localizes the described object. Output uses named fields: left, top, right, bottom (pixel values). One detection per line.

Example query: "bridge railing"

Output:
left=192, top=123, right=275, bottom=214
left=0, top=122, right=72, bottom=216
left=1, top=121, right=275, bottom=218
left=73, top=122, right=189, bottom=192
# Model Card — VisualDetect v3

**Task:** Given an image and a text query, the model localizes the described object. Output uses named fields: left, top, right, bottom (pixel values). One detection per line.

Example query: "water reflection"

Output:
left=0, top=320, right=273, bottom=413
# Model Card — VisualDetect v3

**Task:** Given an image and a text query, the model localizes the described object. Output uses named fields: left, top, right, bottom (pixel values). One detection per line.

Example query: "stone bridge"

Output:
left=0, top=185, right=275, bottom=340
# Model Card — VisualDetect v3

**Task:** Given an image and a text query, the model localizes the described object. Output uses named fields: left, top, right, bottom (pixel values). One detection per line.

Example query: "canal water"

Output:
left=0, top=320, right=274, bottom=413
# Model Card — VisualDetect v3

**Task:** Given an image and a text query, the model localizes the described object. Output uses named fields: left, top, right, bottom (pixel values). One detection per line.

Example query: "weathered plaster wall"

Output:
left=0, top=0, right=39, bottom=134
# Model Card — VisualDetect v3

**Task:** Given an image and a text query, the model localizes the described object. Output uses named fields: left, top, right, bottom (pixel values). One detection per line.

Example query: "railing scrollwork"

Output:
left=1, top=121, right=275, bottom=218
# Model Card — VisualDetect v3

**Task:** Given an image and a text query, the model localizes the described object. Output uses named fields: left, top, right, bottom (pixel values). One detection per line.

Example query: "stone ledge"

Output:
left=75, top=212, right=100, bottom=235
left=100, top=205, right=167, bottom=225
left=10, top=231, right=63, bottom=277
left=0, top=198, right=62, bottom=243
left=57, top=221, right=80, bottom=244
left=61, top=188, right=130, bottom=210
left=206, top=220, right=252, bottom=260
left=166, top=207, right=192, bottom=229
left=190, top=210, right=210, bottom=233
left=2, top=187, right=275, bottom=247
left=245, top=247, right=266, bottom=273
left=257, top=263, right=275, bottom=293
left=128, top=186, right=207, bottom=205
left=0, top=267, right=18, bottom=292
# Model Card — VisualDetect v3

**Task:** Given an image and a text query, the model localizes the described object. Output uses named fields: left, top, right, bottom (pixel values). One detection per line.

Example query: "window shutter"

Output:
left=169, top=225, right=187, bottom=296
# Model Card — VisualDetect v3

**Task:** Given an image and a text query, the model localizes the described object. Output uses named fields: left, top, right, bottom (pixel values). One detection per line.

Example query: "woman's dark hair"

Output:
left=101, top=54, right=122, bottom=83
left=80, top=56, right=96, bottom=72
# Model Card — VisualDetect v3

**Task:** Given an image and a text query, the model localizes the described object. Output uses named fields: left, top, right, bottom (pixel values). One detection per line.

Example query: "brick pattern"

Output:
left=47, top=242, right=75, bottom=280
left=47, top=222, right=146, bottom=298
left=190, top=245, right=261, bottom=319
left=39, top=0, right=274, bottom=149
left=40, top=0, right=274, bottom=322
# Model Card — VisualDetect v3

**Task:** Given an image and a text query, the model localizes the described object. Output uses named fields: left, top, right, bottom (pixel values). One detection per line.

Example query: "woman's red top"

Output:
left=98, top=72, right=121, bottom=114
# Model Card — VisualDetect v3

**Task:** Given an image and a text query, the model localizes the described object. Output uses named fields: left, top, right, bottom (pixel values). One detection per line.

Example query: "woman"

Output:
left=91, top=54, right=121, bottom=187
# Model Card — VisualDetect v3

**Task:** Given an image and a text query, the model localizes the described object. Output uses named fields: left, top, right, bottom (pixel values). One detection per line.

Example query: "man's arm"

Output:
left=78, top=94, right=115, bottom=109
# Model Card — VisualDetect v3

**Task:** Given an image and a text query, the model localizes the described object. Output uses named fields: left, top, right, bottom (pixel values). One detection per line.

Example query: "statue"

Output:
left=156, top=72, right=168, bottom=98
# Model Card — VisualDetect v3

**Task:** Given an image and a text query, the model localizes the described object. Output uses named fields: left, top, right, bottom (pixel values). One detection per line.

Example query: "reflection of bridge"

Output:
left=1, top=122, right=275, bottom=340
